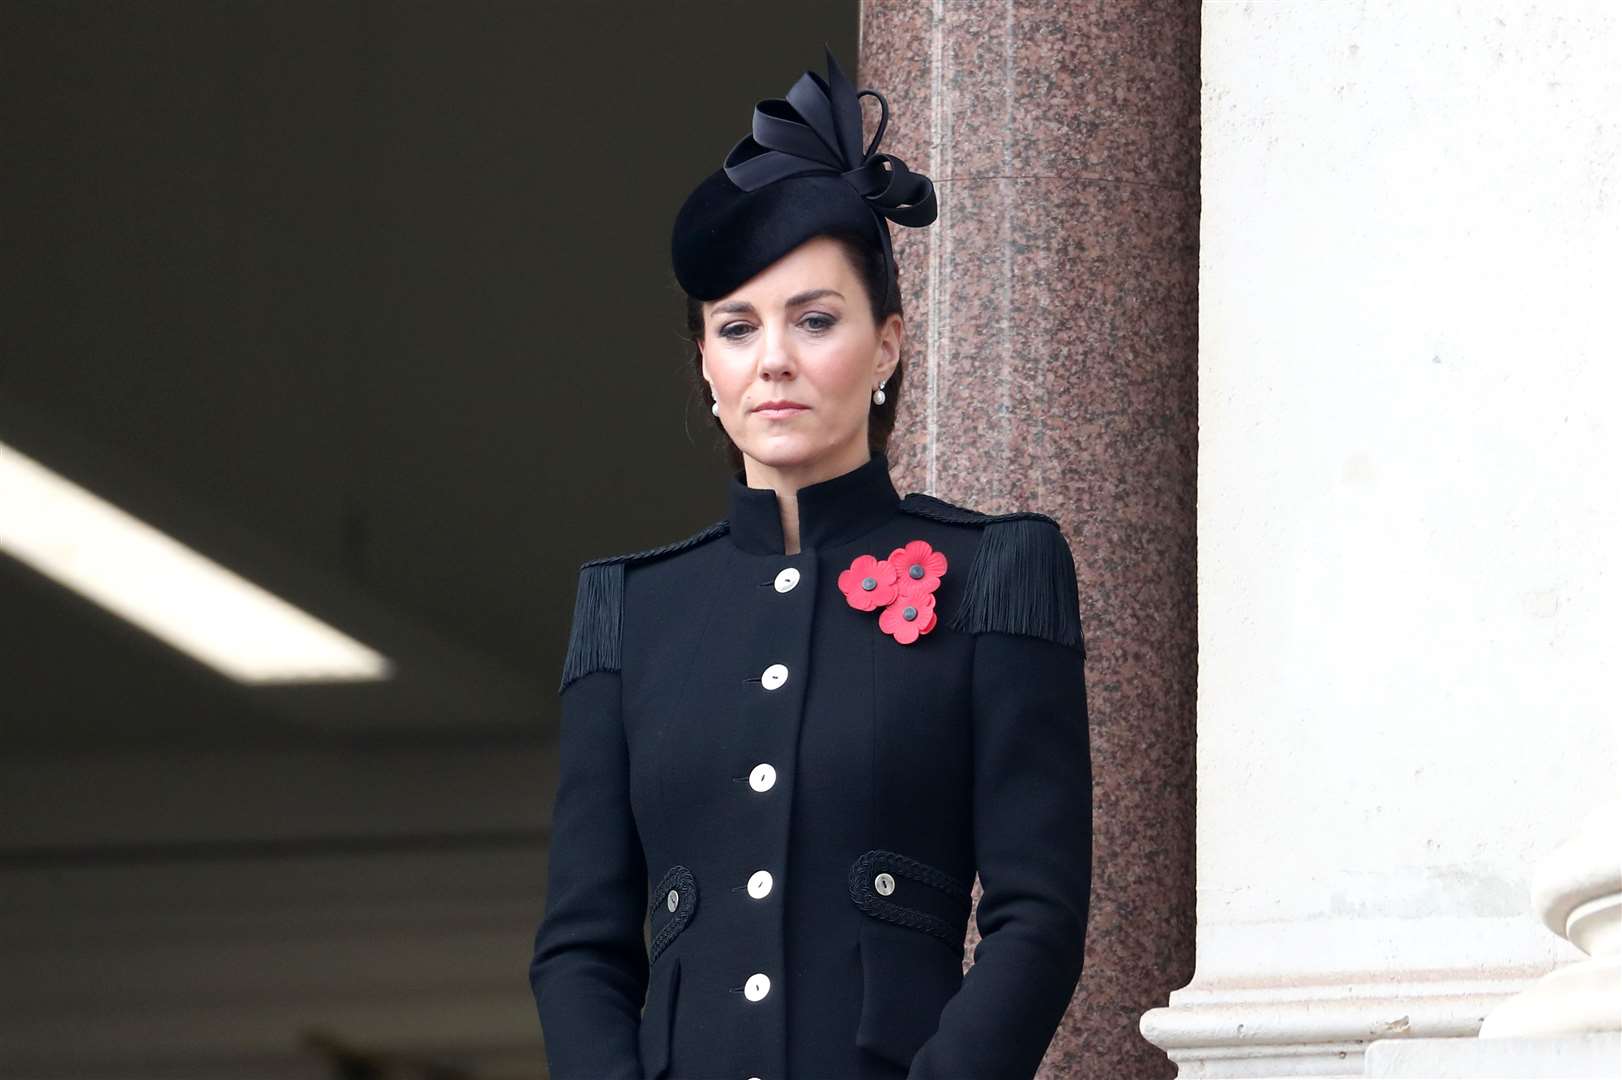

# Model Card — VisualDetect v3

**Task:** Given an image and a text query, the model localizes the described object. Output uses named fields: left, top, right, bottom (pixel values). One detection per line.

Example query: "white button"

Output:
left=761, top=663, right=789, bottom=690
left=747, top=870, right=774, bottom=899
left=749, top=763, right=777, bottom=792
left=667, top=888, right=680, bottom=912
left=874, top=872, right=895, bottom=896
left=744, top=972, right=771, bottom=1001
left=773, top=567, right=800, bottom=593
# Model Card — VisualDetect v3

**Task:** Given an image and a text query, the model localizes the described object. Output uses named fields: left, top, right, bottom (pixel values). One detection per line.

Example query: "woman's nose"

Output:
left=759, top=320, right=795, bottom=375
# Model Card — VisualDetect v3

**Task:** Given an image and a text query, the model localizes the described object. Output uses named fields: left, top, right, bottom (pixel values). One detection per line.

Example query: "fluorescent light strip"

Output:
left=0, top=441, right=392, bottom=684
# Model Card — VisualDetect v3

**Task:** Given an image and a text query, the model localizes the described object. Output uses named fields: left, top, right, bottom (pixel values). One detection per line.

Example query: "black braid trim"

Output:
left=558, top=520, right=729, bottom=693
left=648, top=864, right=698, bottom=964
left=848, top=848, right=972, bottom=948
left=897, top=491, right=1061, bottom=530
left=580, top=519, right=731, bottom=569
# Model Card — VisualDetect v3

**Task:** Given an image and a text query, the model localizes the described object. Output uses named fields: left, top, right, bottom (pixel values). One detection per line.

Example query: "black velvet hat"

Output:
left=670, top=45, right=938, bottom=304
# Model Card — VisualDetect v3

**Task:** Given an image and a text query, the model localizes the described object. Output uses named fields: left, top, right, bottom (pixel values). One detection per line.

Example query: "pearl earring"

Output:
left=872, top=379, right=888, bottom=406
left=711, top=400, right=720, bottom=417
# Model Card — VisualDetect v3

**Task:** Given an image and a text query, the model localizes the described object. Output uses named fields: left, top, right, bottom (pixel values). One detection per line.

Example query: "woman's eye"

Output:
left=718, top=322, right=754, bottom=340
left=801, top=314, right=836, bottom=332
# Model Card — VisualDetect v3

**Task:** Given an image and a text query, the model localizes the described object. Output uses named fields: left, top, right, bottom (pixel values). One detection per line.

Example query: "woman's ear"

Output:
left=876, top=312, right=903, bottom=383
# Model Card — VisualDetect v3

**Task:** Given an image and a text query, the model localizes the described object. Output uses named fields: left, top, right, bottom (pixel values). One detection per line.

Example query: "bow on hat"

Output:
left=722, top=45, right=938, bottom=233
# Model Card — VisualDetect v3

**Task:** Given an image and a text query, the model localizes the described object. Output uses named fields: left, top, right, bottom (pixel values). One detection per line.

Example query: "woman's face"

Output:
left=700, top=234, right=901, bottom=476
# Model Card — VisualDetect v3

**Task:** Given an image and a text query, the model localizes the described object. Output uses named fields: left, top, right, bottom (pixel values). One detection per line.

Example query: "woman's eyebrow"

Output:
left=785, top=287, right=844, bottom=307
left=710, top=288, right=845, bottom=318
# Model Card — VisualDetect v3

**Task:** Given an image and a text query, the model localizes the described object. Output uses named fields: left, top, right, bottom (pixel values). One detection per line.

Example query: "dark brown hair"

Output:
left=685, top=228, right=905, bottom=474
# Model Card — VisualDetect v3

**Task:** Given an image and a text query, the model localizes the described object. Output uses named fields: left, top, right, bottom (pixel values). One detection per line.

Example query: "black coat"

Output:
left=529, top=451, right=1093, bottom=1080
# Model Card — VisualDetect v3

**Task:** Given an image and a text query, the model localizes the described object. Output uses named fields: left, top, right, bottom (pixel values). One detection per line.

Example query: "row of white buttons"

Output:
left=735, top=565, right=795, bottom=1060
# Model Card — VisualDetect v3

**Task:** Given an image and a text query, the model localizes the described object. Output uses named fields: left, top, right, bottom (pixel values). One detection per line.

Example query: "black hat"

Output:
left=670, top=45, right=938, bottom=304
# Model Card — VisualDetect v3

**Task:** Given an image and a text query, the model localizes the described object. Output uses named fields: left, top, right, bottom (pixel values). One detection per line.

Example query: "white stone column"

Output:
left=1479, top=799, right=1622, bottom=1041
left=1140, top=3, right=1622, bottom=1077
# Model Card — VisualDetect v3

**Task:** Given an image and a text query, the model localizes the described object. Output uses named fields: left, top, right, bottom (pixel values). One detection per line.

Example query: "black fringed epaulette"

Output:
left=898, top=493, right=1084, bottom=654
left=558, top=519, right=730, bottom=693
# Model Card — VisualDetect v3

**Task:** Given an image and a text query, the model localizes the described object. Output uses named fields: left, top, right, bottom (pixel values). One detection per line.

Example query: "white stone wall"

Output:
left=1146, top=2, right=1621, bottom=1075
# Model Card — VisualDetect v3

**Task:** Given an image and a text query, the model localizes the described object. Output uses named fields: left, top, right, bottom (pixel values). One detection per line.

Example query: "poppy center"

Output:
left=861, top=576, right=877, bottom=591
left=902, top=605, right=917, bottom=621
left=909, top=564, right=924, bottom=579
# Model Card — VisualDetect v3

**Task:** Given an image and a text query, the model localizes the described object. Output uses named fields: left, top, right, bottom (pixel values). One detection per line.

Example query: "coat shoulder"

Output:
left=577, top=517, right=732, bottom=570
left=897, top=491, right=1063, bottom=531
left=558, top=519, right=730, bottom=693
left=899, top=493, right=1083, bottom=655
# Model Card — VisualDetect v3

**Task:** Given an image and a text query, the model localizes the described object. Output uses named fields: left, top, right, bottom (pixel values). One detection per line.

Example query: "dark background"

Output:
left=0, top=3, right=855, bottom=1076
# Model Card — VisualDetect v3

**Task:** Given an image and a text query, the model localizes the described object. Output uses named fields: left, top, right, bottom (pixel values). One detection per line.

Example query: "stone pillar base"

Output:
left=1363, top=1033, right=1622, bottom=1078
left=1141, top=983, right=1513, bottom=1078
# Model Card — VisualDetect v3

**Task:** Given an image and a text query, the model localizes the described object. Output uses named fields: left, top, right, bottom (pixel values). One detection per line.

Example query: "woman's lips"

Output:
left=754, top=405, right=809, bottom=419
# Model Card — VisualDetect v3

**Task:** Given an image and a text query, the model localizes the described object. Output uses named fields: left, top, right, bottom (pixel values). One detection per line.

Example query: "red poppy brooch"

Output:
left=836, top=539, right=948, bottom=645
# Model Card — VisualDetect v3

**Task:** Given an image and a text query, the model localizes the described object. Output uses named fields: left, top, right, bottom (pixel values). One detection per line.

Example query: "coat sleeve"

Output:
left=909, top=519, right=1094, bottom=1080
left=528, top=565, right=649, bottom=1079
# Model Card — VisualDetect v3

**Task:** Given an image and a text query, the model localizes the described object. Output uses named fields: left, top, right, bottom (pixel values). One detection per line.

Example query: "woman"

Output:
left=529, top=46, right=1092, bottom=1080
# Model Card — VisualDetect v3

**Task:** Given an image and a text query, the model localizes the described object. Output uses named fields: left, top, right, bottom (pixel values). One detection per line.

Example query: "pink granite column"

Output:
left=861, top=4, right=1199, bottom=1077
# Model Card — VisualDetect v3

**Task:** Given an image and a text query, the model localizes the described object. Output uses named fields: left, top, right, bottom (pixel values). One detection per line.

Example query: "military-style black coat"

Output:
left=528, top=451, right=1093, bottom=1080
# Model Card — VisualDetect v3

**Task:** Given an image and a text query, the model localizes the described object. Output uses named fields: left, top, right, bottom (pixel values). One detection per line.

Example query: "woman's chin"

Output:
left=740, top=436, right=826, bottom=470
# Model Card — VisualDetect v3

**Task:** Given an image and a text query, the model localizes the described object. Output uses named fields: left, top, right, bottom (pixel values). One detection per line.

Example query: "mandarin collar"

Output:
left=726, top=452, right=901, bottom=556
